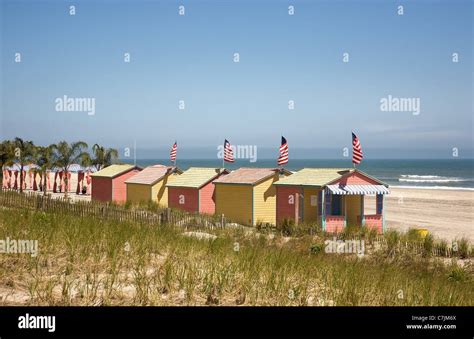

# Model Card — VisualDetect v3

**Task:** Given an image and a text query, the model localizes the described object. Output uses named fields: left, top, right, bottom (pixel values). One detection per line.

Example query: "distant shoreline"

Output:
left=390, top=185, right=474, bottom=191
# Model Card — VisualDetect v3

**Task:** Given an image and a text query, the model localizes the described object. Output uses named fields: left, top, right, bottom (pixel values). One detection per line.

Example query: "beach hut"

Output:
left=213, top=168, right=291, bottom=226
left=166, top=167, right=229, bottom=214
left=125, top=165, right=183, bottom=206
left=274, top=168, right=389, bottom=233
left=91, top=164, right=142, bottom=202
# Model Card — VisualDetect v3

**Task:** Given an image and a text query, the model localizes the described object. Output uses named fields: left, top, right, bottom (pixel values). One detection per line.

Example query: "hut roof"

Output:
left=125, top=165, right=182, bottom=185
left=91, top=164, right=139, bottom=179
left=166, top=167, right=228, bottom=189
left=213, top=168, right=290, bottom=186
left=274, top=168, right=387, bottom=187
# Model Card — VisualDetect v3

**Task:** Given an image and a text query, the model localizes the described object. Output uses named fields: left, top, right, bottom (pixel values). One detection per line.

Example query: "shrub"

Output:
left=458, top=238, right=470, bottom=259
left=437, top=239, right=448, bottom=256
left=422, top=234, right=434, bottom=257
left=278, top=218, right=295, bottom=236
left=309, top=243, right=323, bottom=254
left=447, top=265, right=468, bottom=282
left=405, top=228, right=423, bottom=243
left=384, top=230, right=400, bottom=255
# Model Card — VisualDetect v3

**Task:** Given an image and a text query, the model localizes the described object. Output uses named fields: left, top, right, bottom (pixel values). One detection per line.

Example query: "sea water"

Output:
left=124, top=159, right=474, bottom=190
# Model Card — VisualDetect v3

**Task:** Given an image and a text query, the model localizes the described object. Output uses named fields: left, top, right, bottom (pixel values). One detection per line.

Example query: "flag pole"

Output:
left=222, top=140, right=225, bottom=169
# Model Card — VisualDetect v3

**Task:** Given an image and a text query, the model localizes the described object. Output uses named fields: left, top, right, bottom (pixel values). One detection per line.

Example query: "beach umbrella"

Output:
left=13, top=171, right=18, bottom=190
left=46, top=171, right=51, bottom=190
left=83, top=166, right=97, bottom=173
left=22, top=170, right=26, bottom=190
left=76, top=171, right=85, bottom=194
left=66, top=164, right=84, bottom=173
left=24, top=164, right=39, bottom=171
left=53, top=172, right=58, bottom=192
left=6, top=164, right=21, bottom=171
left=2, top=169, right=8, bottom=189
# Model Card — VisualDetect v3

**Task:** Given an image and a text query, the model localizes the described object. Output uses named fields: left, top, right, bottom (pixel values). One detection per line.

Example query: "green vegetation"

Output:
left=0, top=207, right=471, bottom=306
left=0, top=138, right=118, bottom=196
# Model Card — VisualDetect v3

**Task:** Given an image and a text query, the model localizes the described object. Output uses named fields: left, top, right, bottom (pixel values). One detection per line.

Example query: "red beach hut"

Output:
left=91, top=164, right=142, bottom=203
left=166, top=167, right=229, bottom=214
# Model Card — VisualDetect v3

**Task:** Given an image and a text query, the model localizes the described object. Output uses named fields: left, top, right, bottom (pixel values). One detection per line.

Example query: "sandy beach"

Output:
left=367, top=187, right=474, bottom=242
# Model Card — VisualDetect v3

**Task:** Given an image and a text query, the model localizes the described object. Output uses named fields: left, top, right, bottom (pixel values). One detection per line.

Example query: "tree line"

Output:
left=0, top=138, right=118, bottom=196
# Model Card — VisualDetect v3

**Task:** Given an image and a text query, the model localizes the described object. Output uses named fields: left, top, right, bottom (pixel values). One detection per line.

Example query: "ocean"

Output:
left=123, top=159, right=474, bottom=190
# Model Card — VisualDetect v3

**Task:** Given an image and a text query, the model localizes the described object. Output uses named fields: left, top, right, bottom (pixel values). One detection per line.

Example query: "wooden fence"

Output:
left=0, top=190, right=226, bottom=229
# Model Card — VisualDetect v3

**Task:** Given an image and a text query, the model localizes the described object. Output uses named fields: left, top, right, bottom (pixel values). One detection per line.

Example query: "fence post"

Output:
left=221, top=214, right=225, bottom=228
left=166, top=208, right=171, bottom=223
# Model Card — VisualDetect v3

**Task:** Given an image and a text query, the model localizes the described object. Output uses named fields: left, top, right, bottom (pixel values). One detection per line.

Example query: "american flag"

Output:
left=170, top=142, right=177, bottom=163
left=223, top=139, right=234, bottom=163
left=277, top=136, right=289, bottom=166
left=352, top=132, right=363, bottom=165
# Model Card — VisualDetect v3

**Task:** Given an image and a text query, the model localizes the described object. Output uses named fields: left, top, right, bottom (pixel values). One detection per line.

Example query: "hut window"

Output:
left=179, top=194, right=185, bottom=205
left=376, top=194, right=383, bottom=214
left=310, top=195, right=317, bottom=206
left=288, top=194, right=294, bottom=205
left=331, top=195, right=342, bottom=216
left=325, top=191, right=332, bottom=215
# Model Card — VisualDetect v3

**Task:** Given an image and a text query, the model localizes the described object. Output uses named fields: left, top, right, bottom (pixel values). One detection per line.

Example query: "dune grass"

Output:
left=0, top=207, right=472, bottom=306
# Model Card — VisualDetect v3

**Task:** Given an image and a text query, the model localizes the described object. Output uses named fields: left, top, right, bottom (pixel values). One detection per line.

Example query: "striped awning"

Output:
left=326, top=184, right=390, bottom=195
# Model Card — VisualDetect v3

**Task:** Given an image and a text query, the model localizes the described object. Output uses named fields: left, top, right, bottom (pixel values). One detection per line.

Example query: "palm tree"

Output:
left=52, top=141, right=89, bottom=197
left=91, top=144, right=119, bottom=171
left=35, top=145, right=56, bottom=195
left=0, top=140, right=15, bottom=191
left=12, top=137, right=35, bottom=193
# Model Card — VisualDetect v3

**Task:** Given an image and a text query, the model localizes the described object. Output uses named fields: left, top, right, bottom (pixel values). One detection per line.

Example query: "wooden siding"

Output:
left=126, top=183, right=152, bottom=203
left=91, top=177, right=112, bottom=202
left=168, top=187, right=199, bottom=212
left=362, top=214, right=383, bottom=233
left=253, top=175, right=278, bottom=225
left=276, top=186, right=320, bottom=224
left=215, top=184, right=253, bottom=225
left=112, top=169, right=140, bottom=203
left=199, top=180, right=217, bottom=214
left=276, top=186, right=301, bottom=224
left=325, top=216, right=345, bottom=233
left=303, top=187, right=319, bottom=223
left=151, top=173, right=180, bottom=207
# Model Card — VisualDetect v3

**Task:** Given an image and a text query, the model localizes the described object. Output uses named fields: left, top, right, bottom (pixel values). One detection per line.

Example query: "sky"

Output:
left=0, top=0, right=472, bottom=159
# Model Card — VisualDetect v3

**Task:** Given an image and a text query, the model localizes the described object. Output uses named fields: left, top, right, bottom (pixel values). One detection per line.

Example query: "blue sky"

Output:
left=0, top=0, right=472, bottom=159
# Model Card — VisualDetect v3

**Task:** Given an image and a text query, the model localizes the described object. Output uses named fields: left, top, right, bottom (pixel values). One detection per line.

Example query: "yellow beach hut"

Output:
left=213, top=168, right=291, bottom=226
left=125, top=165, right=182, bottom=206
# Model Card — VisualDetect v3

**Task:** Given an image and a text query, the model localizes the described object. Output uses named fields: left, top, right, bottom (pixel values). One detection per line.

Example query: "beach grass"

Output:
left=0, top=206, right=472, bottom=306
